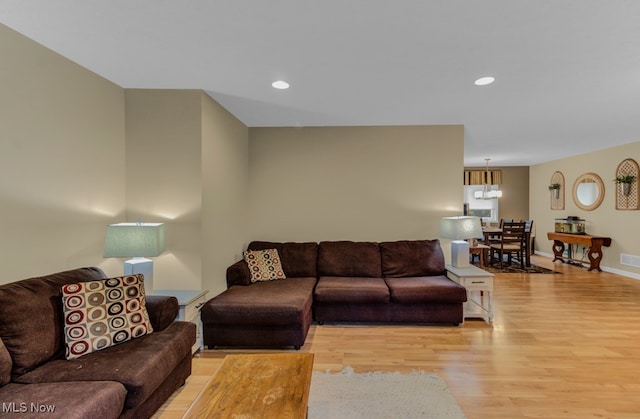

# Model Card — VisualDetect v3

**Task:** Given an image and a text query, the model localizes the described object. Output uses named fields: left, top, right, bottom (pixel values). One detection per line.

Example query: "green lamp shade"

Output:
left=103, top=223, right=166, bottom=258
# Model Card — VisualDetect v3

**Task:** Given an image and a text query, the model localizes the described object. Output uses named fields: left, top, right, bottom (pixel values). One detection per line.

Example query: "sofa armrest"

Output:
left=145, top=296, right=179, bottom=332
left=1, top=338, right=11, bottom=386
left=226, top=260, right=252, bottom=287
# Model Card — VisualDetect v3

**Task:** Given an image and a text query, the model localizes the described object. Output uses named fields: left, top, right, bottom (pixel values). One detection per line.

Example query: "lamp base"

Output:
left=451, top=240, right=470, bottom=268
left=124, top=257, right=154, bottom=295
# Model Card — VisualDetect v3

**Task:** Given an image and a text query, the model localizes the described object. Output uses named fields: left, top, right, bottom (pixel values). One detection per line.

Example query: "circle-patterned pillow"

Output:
left=243, top=248, right=287, bottom=282
left=61, top=274, right=153, bottom=359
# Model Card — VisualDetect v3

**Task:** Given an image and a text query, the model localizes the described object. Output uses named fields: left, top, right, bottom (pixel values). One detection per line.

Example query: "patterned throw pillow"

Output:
left=61, top=274, right=153, bottom=360
left=243, top=248, right=287, bottom=282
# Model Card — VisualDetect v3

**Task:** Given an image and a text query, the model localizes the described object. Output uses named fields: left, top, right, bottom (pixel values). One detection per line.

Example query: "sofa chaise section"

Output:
left=202, top=278, right=315, bottom=349
left=202, top=241, right=318, bottom=349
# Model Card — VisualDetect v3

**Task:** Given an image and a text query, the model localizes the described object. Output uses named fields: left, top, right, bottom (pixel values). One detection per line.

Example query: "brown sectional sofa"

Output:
left=0, top=267, right=196, bottom=419
left=202, top=239, right=467, bottom=350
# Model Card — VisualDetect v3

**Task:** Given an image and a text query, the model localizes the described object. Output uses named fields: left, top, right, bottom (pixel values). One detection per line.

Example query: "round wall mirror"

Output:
left=572, top=172, right=604, bottom=211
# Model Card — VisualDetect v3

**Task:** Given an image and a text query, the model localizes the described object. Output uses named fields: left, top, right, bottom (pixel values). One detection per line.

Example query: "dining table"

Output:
left=482, top=226, right=532, bottom=267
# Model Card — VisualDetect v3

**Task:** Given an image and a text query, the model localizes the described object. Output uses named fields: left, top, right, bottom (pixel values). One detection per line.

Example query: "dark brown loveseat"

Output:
left=202, top=239, right=466, bottom=350
left=0, top=267, right=196, bottom=419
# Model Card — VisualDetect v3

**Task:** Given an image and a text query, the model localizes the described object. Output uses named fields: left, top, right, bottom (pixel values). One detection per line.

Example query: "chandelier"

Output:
left=474, top=158, right=503, bottom=199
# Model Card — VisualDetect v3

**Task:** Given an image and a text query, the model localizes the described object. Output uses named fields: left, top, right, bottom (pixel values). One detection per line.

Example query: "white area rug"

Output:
left=308, top=367, right=466, bottom=419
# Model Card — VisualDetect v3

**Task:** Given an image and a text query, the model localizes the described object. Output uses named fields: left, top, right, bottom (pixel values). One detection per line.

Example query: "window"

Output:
left=464, top=185, right=499, bottom=224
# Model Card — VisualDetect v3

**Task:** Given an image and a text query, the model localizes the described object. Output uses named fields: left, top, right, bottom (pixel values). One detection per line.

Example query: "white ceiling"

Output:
left=1, top=1, right=639, bottom=166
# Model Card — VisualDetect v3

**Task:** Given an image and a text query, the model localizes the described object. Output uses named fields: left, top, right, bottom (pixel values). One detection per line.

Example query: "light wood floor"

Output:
left=154, top=255, right=640, bottom=418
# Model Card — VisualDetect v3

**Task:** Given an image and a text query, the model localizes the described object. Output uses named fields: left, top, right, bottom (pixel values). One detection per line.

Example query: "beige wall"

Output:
left=0, top=23, right=125, bottom=283
left=0, top=19, right=250, bottom=291
left=201, top=93, right=249, bottom=296
left=123, top=90, right=250, bottom=295
left=247, top=126, right=464, bottom=250
left=530, top=141, right=640, bottom=277
left=124, top=90, right=204, bottom=290
left=499, top=166, right=530, bottom=222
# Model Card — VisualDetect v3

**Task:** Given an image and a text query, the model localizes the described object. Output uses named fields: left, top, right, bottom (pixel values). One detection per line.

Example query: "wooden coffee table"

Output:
left=184, top=353, right=314, bottom=419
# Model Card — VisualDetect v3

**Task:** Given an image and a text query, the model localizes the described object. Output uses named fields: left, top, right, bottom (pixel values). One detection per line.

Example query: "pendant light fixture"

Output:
left=474, top=158, right=503, bottom=199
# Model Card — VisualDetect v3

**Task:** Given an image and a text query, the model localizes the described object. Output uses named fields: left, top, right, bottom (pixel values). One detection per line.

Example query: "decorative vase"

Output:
left=552, top=189, right=560, bottom=200
left=621, top=183, right=631, bottom=196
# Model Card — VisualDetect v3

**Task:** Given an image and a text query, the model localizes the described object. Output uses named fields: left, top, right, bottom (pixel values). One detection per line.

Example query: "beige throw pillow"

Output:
left=243, top=248, right=287, bottom=282
left=61, top=274, right=153, bottom=359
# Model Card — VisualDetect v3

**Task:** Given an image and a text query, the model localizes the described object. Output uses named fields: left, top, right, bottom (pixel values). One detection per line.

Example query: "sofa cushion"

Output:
left=380, top=239, right=446, bottom=278
left=248, top=241, right=318, bottom=278
left=14, top=321, right=195, bottom=410
left=61, top=274, right=153, bottom=360
left=243, top=248, right=287, bottom=282
left=202, top=278, right=316, bottom=326
left=0, top=338, right=11, bottom=387
left=0, top=381, right=127, bottom=419
left=314, top=277, right=390, bottom=304
left=384, top=276, right=467, bottom=304
left=0, top=267, right=107, bottom=378
left=318, top=241, right=382, bottom=277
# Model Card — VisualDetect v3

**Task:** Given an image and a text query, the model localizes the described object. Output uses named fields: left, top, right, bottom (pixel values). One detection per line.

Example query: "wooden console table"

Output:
left=547, top=232, right=612, bottom=272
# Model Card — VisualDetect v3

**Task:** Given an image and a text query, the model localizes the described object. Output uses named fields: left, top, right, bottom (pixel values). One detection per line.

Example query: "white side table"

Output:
left=153, top=290, right=208, bottom=353
left=446, top=264, right=493, bottom=323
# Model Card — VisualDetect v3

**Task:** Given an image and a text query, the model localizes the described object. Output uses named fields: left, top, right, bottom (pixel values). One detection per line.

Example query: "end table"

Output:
left=446, top=264, right=493, bottom=324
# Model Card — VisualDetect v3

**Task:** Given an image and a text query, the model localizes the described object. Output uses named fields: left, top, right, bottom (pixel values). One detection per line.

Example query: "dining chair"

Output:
left=486, top=218, right=512, bottom=245
left=521, top=219, right=534, bottom=264
left=489, top=221, right=526, bottom=269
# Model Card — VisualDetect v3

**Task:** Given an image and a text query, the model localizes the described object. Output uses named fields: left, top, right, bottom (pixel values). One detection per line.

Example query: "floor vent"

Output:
left=620, top=253, right=640, bottom=268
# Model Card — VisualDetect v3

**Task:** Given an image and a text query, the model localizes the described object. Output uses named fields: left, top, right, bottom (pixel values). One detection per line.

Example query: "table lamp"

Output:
left=439, top=216, right=483, bottom=268
left=103, top=222, right=166, bottom=294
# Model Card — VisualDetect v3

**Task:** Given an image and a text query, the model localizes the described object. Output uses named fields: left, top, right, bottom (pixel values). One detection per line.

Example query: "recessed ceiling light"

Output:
left=474, top=76, right=495, bottom=86
left=272, top=80, right=290, bottom=89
